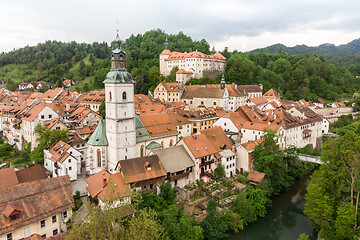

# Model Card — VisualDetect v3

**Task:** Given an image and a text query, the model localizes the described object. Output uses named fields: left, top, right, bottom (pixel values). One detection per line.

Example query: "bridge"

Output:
left=297, top=153, right=322, bottom=164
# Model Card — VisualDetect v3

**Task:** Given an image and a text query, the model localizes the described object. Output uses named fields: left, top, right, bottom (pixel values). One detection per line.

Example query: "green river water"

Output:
left=226, top=176, right=316, bottom=240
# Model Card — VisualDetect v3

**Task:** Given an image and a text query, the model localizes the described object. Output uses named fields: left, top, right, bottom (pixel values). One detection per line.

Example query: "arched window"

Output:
left=122, top=91, right=126, bottom=100
left=161, top=141, right=164, bottom=148
left=140, top=145, right=144, bottom=157
left=96, top=149, right=101, bottom=168
left=169, top=139, right=173, bottom=146
left=109, top=91, right=112, bottom=101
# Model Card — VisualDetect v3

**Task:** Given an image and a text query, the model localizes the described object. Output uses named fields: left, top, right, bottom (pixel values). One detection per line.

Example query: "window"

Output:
left=109, top=91, right=112, bottom=101
left=62, top=211, right=67, bottom=219
left=53, top=229, right=58, bottom=235
left=56, top=127, right=60, bottom=130
left=169, top=139, right=173, bottom=146
left=7, top=233, right=12, bottom=240
left=97, top=149, right=101, bottom=168
left=40, top=219, right=45, bottom=228
left=41, top=115, right=44, bottom=119
left=122, top=91, right=127, bottom=100
left=68, top=159, right=71, bottom=163
left=41, top=234, right=46, bottom=239
left=49, top=114, right=52, bottom=118
left=52, top=215, right=57, bottom=223
left=9, top=212, right=19, bottom=221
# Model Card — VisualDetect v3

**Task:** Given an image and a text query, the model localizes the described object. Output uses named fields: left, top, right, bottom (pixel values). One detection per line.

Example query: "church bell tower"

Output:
left=103, top=32, right=136, bottom=172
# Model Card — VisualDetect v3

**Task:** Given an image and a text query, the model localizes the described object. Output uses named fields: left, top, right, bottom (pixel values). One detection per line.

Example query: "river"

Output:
left=226, top=176, right=316, bottom=240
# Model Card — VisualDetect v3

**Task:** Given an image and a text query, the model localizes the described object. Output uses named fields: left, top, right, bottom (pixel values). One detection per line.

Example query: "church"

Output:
left=86, top=33, right=137, bottom=174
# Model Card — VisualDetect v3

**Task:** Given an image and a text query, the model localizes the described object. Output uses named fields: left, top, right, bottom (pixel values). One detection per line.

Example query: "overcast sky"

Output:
left=1, top=0, right=359, bottom=53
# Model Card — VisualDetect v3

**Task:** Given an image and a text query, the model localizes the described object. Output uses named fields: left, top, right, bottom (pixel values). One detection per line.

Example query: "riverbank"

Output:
left=225, top=176, right=316, bottom=240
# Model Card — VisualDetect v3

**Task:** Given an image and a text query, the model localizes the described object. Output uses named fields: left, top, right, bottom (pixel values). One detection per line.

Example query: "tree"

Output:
left=99, top=98, right=105, bottom=119
left=334, top=204, right=356, bottom=239
left=127, top=208, right=167, bottom=240
left=202, top=199, right=229, bottom=240
left=160, top=205, right=203, bottom=240
left=159, top=182, right=177, bottom=206
left=246, top=187, right=271, bottom=218
left=231, top=193, right=256, bottom=226
left=89, top=54, right=95, bottom=65
left=297, top=233, right=310, bottom=240
left=214, top=163, right=225, bottom=179
left=66, top=201, right=126, bottom=240
left=253, top=130, right=293, bottom=195
left=166, top=66, right=178, bottom=82
left=30, top=124, right=69, bottom=164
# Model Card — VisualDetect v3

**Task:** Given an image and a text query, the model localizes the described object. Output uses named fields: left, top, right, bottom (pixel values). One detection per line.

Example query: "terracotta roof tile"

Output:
left=86, top=169, right=131, bottom=202
left=0, top=176, right=74, bottom=235
left=200, top=126, right=233, bottom=152
left=0, top=167, right=19, bottom=189
left=182, top=134, right=218, bottom=159
left=119, top=155, right=167, bottom=184
left=247, top=170, right=266, bottom=183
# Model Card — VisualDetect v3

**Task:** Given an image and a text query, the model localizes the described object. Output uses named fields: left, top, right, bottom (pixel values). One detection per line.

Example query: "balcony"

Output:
left=168, top=172, right=190, bottom=181
left=199, top=159, right=214, bottom=168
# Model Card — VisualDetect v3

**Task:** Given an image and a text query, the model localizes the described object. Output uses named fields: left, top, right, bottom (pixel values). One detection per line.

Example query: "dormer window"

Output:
left=10, top=213, right=19, bottom=221
left=145, top=161, right=151, bottom=171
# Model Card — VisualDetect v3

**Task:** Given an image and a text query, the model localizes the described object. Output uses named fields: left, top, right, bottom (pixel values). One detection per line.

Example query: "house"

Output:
left=240, top=121, right=284, bottom=145
left=44, top=141, right=82, bottom=181
left=46, top=118, right=68, bottom=131
left=153, top=82, right=183, bottom=102
left=180, top=84, right=229, bottom=111
left=68, top=106, right=101, bottom=129
left=235, top=139, right=261, bottom=173
left=152, top=145, right=195, bottom=187
left=247, top=170, right=266, bottom=186
left=200, top=126, right=236, bottom=178
left=117, top=155, right=167, bottom=194
left=247, top=96, right=268, bottom=110
left=237, top=84, right=263, bottom=98
left=38, top=88, right=64, bottom=103
left=0, top=176, right=74, bottom=240
left=85, top=168, right=134, bottom=210
left=75, top=89, right=105, bottom=112
left=63, top=79, right=75, bottom=87
left=312, top=98, right=326, bottom=108
left=174, top=108, right=219, bottom=134
left=263, top=89, right=281, bottom=102
left=21, top=104, right=60, bottom=149
left=176, top=134, right=219, bottom=182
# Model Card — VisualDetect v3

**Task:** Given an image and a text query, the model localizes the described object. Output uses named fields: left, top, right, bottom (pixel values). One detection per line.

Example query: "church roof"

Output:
left=103, top=70, right=135, bottom=84
left=87, top=120, right=108, bottom=146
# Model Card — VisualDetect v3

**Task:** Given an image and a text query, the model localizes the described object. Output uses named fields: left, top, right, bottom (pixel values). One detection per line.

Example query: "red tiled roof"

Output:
left=86, top=169, right=131, bottom=202
left=247, top=170, right=266, bottom=183
left=182, top=134, right=218, bottom=159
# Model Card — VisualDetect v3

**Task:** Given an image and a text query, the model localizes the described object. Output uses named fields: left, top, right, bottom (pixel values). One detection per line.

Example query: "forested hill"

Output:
left=0, top=29, right=210, bottom=93
left=249, top=38, right=360, bottom=67
left=0, top=29, right=360, bottom=101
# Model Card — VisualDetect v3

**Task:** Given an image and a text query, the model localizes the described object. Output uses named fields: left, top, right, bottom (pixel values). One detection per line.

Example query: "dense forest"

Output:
left=0, top=29, right=360, bottom=101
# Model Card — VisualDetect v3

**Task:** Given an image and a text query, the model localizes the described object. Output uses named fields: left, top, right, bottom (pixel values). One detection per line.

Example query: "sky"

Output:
left=0, top=0, right=359, bottom=53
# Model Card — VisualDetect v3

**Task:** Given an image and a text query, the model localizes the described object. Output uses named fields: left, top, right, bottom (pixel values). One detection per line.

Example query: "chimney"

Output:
left=232, top=145, right=237, bottom=153
left=258, top=84, right=263, bottom=91
left=102, top=177, right=107, bottom=188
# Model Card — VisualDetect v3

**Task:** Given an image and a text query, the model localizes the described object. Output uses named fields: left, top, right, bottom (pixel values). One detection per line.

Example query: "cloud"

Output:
left=0, top=0, right=359, bottom=52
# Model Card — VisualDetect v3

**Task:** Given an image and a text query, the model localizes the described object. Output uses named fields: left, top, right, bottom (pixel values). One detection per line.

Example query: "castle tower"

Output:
left=160, top=37, right=171, bottom=76
left=103, top=33, right=136, bottom=172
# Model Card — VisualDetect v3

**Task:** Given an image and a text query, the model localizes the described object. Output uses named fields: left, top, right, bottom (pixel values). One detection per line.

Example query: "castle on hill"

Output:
left=159, top=38, right=226, bottom=83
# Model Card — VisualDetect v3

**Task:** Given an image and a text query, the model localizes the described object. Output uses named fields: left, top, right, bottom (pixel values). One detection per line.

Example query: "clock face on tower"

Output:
left=119, top=62, right=125, bottom=68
